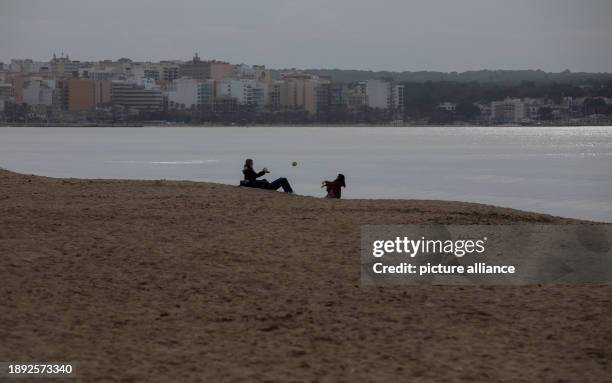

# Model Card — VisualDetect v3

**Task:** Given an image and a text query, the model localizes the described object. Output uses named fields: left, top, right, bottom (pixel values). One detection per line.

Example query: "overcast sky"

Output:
left=1, top=0, right=611, bottom=72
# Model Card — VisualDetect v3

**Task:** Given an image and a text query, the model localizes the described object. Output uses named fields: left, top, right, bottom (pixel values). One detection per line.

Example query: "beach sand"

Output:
left=1, top=169, right=610, bottom=382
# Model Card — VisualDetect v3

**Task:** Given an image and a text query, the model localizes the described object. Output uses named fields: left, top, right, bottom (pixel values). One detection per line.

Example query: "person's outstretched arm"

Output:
left=244, top=168, right=264, bottom=182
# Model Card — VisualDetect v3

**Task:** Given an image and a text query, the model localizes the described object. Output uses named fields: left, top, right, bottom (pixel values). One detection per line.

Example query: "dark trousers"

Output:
left=268, top=177, right=293, bottom=193
left=244, top=178, right=293, bottom=193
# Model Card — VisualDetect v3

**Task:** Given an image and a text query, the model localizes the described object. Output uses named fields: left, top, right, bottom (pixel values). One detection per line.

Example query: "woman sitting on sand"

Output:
left=322, top=174, right=346, bottom=199
left=242, top=158, right=294, bottom=193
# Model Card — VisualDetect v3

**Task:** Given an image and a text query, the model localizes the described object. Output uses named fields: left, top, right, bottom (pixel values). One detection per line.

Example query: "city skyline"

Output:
left=1, top=0, right=611, bottom=73
left=2, top=52, right=611, bottom=126
left=4, top=53, right=612, bottom=75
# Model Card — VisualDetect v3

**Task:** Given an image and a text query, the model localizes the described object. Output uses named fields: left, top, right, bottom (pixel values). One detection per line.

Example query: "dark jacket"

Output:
left=243, top=167, right=266, bottom=184
left=324, top=180, right=343, bottom=199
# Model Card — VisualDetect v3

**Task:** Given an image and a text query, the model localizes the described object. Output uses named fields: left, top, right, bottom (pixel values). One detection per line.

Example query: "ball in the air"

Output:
left=292, top=161, right=298, bottom=167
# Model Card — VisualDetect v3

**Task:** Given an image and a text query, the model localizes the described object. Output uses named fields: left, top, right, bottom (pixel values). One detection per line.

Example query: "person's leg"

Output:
left=268, top=177, right=293, bottom=193
left=253, top=179, right=270, bottom=189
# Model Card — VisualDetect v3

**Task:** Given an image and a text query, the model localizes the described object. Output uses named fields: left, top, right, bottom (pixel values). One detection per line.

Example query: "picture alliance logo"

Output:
left=372, top=236, right=488, bottom=258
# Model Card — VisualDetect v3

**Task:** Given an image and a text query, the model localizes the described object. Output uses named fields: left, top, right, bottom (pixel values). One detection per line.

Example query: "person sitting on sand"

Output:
left=322, top=174, right=346, bottom=199
left=242, top=158, right=294, bottom=193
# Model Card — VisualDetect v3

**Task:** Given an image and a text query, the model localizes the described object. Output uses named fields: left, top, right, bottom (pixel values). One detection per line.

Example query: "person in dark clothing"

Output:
left=322, top=174, right=346, bottom=199
left=241, top=159, right=294, bottom=193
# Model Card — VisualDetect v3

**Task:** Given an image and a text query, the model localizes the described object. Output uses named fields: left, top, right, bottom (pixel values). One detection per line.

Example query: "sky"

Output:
left=0, top=0, right=611, bottom=72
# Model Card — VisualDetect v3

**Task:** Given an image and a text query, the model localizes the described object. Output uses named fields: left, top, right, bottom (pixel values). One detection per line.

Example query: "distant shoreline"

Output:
left=2, top=122, right=612, bottom=128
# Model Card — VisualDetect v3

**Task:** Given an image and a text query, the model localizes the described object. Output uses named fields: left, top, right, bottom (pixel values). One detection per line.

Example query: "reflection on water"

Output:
left=0, top=126, right=611, bottom=222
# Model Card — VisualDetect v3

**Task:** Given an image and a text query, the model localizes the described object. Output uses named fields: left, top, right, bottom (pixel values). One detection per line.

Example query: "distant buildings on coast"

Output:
left=1, top=54, right=611, bottom=125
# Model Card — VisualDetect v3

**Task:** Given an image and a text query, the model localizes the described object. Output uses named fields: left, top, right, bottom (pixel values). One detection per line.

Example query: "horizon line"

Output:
left=2, top=55, right=612, bottom=75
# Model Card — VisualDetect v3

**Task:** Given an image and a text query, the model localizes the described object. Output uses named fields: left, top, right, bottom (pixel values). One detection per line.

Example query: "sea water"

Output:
left=0, top=126, right=610, bottom=222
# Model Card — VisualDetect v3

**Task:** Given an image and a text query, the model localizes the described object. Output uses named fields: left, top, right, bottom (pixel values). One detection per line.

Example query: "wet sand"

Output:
left=0, top=169, right=610, bottom=382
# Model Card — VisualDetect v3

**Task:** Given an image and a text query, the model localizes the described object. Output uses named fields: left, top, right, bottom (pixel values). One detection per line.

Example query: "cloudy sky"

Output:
left=1, top=0, right=611, bottom=72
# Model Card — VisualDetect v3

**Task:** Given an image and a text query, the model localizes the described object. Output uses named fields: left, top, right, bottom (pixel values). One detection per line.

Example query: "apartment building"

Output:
left=111, top=81, right=163, bottom=112
left=22, top=78, right=55, bottom=106
left=160, top=63, right=180, bottom=82
left=167, top=77, right=200, bottom=110
left=0, top=83, right=13, bottom=112
left=216, top=79, right=267, bottom=108
left=179, top=54, right=233, bottom=81
left=365, top=79, right=404, bottom=110
left=197, top=80, right=216, bottom=109
left=67, top=79, right=111, bottom=112
left=491, top=98, right=527, bottom=123
left=49, top=54, right=80, bottom=77
left=279, top=73, right=331, bottom=114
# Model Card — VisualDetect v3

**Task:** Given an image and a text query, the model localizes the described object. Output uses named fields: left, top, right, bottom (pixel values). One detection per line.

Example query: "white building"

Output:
left=216, top=79, right=242, bottom=101
left=438, top=102, right=457, bottom=112
left=491, top=98, right=527, bottom=123
left=126, top=63, right=146, bottom=83
left=234, top=64, right=271, bottom=85
left=23, top=79, right=55, bottom=106
left=365, top=79, right=404, bottom=110
left=216, top=79, right=267, bottom=108
left=344, top=84, right=367, bottom=110
left=125, top=73, right=157, bottom=90
left=9, top=59, right=46, bottom=73
left=234, top=64, right=256, bottom=79
left=167, top=78, right=200, bottom=109
left=475, top=103, right=492, bottom=120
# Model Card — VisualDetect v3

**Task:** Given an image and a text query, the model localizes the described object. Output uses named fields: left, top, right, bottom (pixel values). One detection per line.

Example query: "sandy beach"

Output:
left=1, top=169, right=610, bottom=382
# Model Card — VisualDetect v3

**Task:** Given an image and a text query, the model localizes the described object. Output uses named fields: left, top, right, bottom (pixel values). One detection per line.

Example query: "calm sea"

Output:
left=1, top=126, right=611, bottom=222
